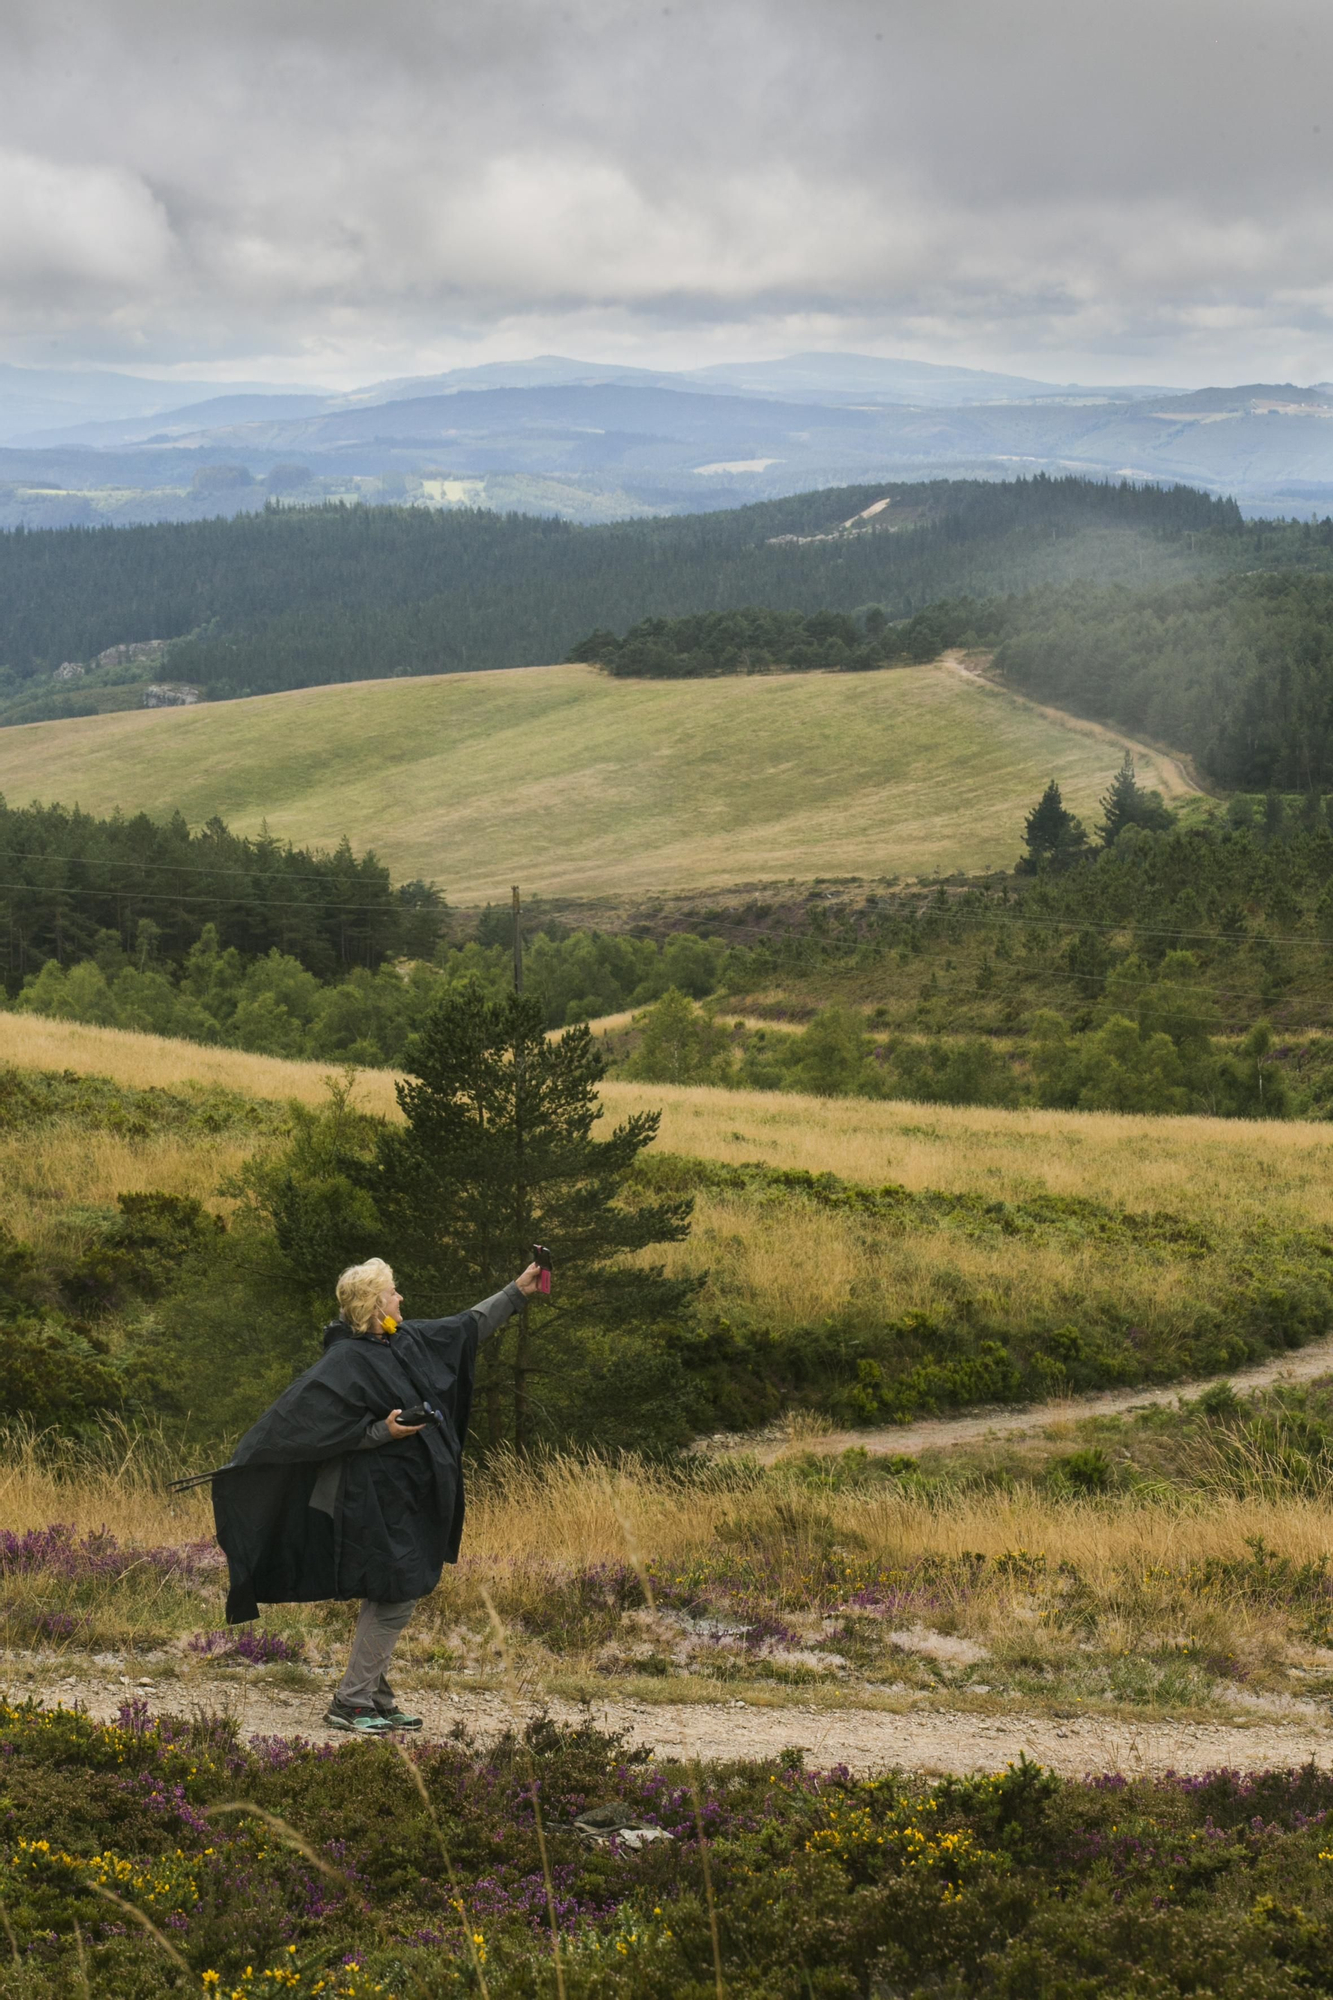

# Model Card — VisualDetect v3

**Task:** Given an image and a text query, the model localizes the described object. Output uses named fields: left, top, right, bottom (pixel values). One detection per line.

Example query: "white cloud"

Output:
left=0, top=148, right=173, bottom=303
left=1, top=0, right=1332, bottom=382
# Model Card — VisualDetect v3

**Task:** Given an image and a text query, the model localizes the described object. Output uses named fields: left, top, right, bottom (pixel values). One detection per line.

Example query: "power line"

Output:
left=793, top=899, right=1331, bottom=950
left=0, top=850, right=410, bottom=886
left=0, top=882, right=416, bottom=918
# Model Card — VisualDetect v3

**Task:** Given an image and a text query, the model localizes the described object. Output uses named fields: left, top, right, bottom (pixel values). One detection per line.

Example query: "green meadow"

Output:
left=0, top=659, right=1195, bottom=898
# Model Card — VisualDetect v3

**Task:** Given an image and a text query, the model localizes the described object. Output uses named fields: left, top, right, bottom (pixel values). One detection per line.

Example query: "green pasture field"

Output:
left=0, top=658, right=1196, bottom=899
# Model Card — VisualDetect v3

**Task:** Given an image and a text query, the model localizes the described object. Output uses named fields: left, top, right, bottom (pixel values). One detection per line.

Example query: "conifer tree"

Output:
left=372, top=980, right=694, bottom=1448
left=1097, top=754, right=1172, bottom=846
left=1018, top=779, right=1087, bottom=872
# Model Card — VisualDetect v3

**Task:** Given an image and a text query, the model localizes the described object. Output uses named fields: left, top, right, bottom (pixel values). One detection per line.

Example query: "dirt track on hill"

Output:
left=748, top=1334, right=1333, bottom=1465
left=13, top=1670, right=1333, bottom=1779
left=942, top=651, right=1208, bottom=802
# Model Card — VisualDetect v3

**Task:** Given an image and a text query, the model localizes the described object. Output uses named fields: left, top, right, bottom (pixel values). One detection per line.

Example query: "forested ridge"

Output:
left=0, top=476, right=1241, bottom=715
left=992, top=570, right=1333, bottom=790
left=7, top=468, right=1333, bottom=789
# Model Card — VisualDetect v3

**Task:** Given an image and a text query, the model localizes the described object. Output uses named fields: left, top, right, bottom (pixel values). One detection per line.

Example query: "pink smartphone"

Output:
left=532, top=1242, right=553, bottom=1293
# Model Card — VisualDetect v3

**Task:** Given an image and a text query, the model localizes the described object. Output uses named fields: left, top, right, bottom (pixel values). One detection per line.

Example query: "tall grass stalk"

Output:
left=392, top=1742, right=492, bottom=2000
left=85, top=1881, right=190, bottom=1973
left=479, top=1586, right=566, bottom=2000
left=0, top=1899, right=21, bottom=1967
left=70, top=1919, right=90, bottom=2000
left=613, top=1499, right=726, bottom=2000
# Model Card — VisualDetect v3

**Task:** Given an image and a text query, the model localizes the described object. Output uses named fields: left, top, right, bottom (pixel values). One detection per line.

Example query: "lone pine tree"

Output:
left=373, top=980, right=695, bottom=1449
left=1098, top=753, right=1173, bottom=846
left=1018, top=778, right=1087, bottom=872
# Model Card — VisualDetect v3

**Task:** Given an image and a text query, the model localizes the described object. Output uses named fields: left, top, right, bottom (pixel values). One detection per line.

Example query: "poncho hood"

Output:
left=213, top=1311, right=481, bottom=1622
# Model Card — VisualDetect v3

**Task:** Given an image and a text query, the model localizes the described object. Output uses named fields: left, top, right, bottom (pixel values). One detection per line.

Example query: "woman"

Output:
left=212, top=1255, right=543, bottom=1734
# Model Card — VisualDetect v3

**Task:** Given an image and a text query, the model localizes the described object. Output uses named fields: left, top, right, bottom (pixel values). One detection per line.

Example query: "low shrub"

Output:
left=9, top=1699, right=1333, bottom=1994
left=187, top=1628, right=306, bottom=1665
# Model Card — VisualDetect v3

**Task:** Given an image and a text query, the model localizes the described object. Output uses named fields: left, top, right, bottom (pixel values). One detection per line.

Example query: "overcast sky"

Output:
left=1, top=0, right=1329, bottom=389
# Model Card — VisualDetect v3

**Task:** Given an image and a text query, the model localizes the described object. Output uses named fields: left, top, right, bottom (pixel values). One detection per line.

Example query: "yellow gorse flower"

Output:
left=805, top=1786, right=999, bottom=1889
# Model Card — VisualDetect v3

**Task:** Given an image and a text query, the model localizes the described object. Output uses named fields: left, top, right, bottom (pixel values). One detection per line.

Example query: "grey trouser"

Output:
left=338, top=1597, right=417, bottom=1707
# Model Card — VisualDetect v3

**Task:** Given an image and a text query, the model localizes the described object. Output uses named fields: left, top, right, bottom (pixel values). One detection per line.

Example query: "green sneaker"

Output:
left=324, top=1698, right=396, bottom=1735
left=374, top=1697, right=423, bottom=1730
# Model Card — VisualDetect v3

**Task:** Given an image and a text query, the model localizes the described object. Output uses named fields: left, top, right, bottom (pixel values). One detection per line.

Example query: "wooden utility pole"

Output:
left=512, top=884, right=524, bottom=993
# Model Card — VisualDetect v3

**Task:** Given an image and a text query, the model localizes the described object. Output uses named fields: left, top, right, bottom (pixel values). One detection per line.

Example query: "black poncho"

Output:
left=213, top=1312, right=481, bottom=1623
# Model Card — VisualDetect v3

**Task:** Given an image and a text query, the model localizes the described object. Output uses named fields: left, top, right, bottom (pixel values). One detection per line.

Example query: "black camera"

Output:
left=396, top=1402, right=444, bottom=1429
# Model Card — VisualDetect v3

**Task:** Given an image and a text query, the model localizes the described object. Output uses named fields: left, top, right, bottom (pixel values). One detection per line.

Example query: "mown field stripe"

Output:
left=0, top=658, right=1196, bottom=895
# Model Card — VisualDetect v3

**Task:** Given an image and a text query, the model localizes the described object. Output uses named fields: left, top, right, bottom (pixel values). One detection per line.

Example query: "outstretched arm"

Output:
left=471, top=1263, right=544, bottom=1343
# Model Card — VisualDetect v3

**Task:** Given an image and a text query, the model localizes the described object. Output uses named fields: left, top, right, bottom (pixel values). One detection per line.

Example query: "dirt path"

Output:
left=940, top=651, right=1208, bottom=803
left=13, top=1668, right=1333, bottom=1780
left=751, top=1334, right=1333, bottom=1465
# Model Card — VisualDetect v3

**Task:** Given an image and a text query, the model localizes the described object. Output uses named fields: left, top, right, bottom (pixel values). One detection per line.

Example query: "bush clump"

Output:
left=8, top=1699, right=1333, bottom=1994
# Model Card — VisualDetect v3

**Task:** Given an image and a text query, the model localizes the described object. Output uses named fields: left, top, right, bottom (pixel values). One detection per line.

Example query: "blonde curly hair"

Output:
left=336, top=1257, right=397, bottom=1335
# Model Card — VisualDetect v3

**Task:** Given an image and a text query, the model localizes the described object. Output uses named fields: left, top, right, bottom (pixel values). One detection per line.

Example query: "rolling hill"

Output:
left=0, top=657, right=1196, bottom=899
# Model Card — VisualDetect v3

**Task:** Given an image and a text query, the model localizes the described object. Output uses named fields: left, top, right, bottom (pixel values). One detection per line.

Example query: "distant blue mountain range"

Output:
left=1, top=352, right=1329, bottom=528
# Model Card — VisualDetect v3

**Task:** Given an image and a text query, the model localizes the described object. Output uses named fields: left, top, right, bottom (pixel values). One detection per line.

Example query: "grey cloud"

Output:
left=0, top=0, right=1330, bottom=381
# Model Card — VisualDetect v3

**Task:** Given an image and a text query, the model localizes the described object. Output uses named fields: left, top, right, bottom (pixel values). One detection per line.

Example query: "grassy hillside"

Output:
left=9, top=1012, right=1333, bottom=1431
left=15, top=1008, right=1333, bottom=1217
left=0, top=657, right=1196, bottom=897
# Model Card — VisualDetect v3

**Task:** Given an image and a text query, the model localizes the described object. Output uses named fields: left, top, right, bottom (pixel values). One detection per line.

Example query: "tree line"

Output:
left=628, top=957, right=1283, bottom=1120
left=622, top=763, right=1333, bottom=1119
left=568, top=598, right=995, bottom=676
left=992, top=570, right=1333, bottom=790
left=13, top=766, right=1333, bottom=1109
left=0, top=476, right=1246, bottom=718
left=0, top=797, right=444, bottom=985
left=4, top=812, right=744, bottom=1062
left=11, top=923, right=739, bottom=1066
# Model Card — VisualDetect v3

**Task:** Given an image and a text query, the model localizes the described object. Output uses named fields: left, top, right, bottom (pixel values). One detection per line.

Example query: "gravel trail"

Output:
left=14, top=1669, right=1333, bottom=1780
left=752, top=1334, right=1333, bottom=1464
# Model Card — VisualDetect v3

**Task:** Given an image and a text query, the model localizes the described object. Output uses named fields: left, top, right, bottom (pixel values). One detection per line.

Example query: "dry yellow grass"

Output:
left=3, top=1442, right=1325, bottom=1705
left=0, top=1010, right=401, bottom=1119
left=0, top=1127, right=258, bottom=1258
left=6, top=1438, right=1330, bottom=1582
left=0, top=1014, right=397, bottom=1255
left=463, top=1455, right=1333, bottom=1579
left=603, top=1079, right=1333, bottom=1234
left=11, top=1012, right=1333, bottom=1233
left=0, top=1431, right=214, bottom=1547
left=11, top=1010, right=1333, bottom=1324
left=648, top=1192, right=1220, bottom=1333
